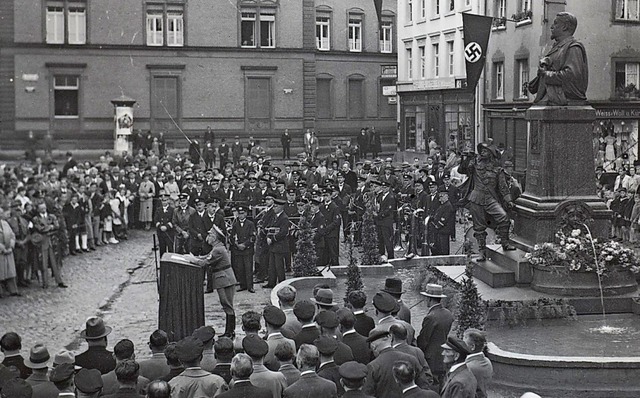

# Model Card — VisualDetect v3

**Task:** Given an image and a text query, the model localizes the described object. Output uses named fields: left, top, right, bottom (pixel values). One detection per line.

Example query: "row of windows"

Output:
left=44, top=2, right=394, bottom=52
left=405, top=40, right=455, bottom=80
left=493, top=0, right=640, bottom=24
left=405, top=0, right=470, bottom=24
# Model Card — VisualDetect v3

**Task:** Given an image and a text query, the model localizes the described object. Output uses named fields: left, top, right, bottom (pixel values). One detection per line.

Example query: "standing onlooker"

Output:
left=42, top=131, right=54, bottom=158
left=138, top=172, right=155, bottom=231
left=281, top=130, right=292, bottom=160
left=309, top=132, right=319, bottom=161
left=232, top=136, right=243, bottom=166
left=189, top=137, right=201, bottom=165
left=8, top=201, right=30, bottom=287
left=440, top=337, right=477, bottom=398
left=158, top=132, right=167, bottom=158
left=463, top=329, right=493, bottom=398
left=370, top=128, right=381, bottom=159
left=219, top=139, right=230, bottom=170
left=31, top=202, right=67, bottom=289
left=1, top=332, right=31, bottom=379
left=138, top=330, right=170, bottom=382
left=356, top=128, right=369, bottom=160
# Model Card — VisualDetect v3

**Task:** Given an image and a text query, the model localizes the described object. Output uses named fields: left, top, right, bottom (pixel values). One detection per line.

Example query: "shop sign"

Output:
left=381, top=65, right=397, bottom=78
left=397, top=77, right=456, bottom=92
left=383, top=86, right=397, bottom=96
left=595, top=108, right=640, bottom=118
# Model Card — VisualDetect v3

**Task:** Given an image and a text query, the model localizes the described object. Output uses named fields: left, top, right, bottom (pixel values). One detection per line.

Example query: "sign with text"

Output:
left=383, top=85, right=397, bottom=96
left=397, top=77, right=456, bottom=92
left=381, top=65, right=398, bottom=78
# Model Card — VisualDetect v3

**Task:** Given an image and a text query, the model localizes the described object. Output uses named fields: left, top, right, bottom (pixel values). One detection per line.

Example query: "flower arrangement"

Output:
left=525, top=227, right=640, bottom=276
left=511, top=10, right=533, bottom=23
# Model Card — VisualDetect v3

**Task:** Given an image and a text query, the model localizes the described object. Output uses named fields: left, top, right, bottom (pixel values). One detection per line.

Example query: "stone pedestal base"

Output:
left=513, top=105, right=611, bottom=247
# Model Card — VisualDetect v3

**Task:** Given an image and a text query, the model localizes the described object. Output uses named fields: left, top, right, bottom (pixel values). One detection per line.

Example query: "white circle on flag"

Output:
left=464, top=42, right=483, bottom=63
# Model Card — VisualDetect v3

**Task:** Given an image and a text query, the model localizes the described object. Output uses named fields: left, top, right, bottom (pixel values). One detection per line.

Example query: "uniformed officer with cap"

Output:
left=263, top=305, right=296, bottom=372
left=430, top=185, right=456, bottom=255
left=188, top=197, right=210, bottom=255
left=242, top=334, right=288, bottom=398
left=74, top=368, right=103, bottom=397
left=264, top=198, right=290, bottom=288
left=172, top=192, right=195, bottom=254
left=192, top=326, right=217, bottom=373
left=230, top=205, right=256, bottom=293
left=338, top=361, right=373, bottom=398
left=49, top=363, right=75, bottom=396
left=154, top=190, right=175, bottom=257
left=440, top=336, right=477, bottom=398
left=292, top=300, right=319, bottom=349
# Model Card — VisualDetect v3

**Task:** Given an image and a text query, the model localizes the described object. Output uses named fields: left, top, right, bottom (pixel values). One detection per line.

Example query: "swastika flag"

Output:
left=462, top=13, right=494, bottom=90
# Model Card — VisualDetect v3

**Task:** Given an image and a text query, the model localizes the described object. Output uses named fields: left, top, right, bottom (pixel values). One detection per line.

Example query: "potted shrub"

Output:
left=525, top=226, right=639, bottom=296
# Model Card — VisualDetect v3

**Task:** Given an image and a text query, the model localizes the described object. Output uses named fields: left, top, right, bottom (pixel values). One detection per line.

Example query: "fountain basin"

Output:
left=487, top=341, right=640, bottom=397
left=531, top=265, right=638, bottom=296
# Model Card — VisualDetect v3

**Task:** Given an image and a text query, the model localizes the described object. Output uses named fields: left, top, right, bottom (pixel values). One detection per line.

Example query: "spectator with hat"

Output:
left=417, top=284, right=454, bottom=388
left=273, top=343, right=300, bottom=386
left=429, top=186, right=456, bottom=255
left=187, top=198, right=210, bottom=256
left=276, top=286, right=302, bottom=338
left=338, top=361, right=371, bottom=398
left=320, top=188, right=341, bottom=268
left=76, top=317, right=116, bottom=375
left=392, top=360, right=439, bottom=398
left=337, top=308, right=372, bottom=365
left=52, top=350, right=75, bottom=369
left=263, top=305, right=296, bottom=372
left=1, top=332, right=30, bottom=379
left=139, top=329, right=170, bottom=380
left=315, top=311, right=354, bottom=366
left=463, top=328, right=493, bottom=398
left=241, top=334, right=287, bottom=398
left=263, top=198, right=289, bottom=288
left=314, top=336, right=343, bottom=395
left=370, top=292, right=415, bottom=345
left=154, top=191, right=175, bottom=257
left=440, top=336, right=477, bottom=398
left=192, top=326, right=216, bottom=373
left=283, top=344, right=337, bottom=398
left=292, top=300, right=319, bottom=349
left=169, top=336, right=228, bottom=397
left=216, top=353, right=271, bottom=398
left=311, top=288, right=338, bottom=313
left=189, top=224, right=237, bottom=337
left=75, top=368, right=103, bottom=398
left=49, top=363, right=75, bottom=397
left=101, top=339, right=150, bottom=396
left=229, top=205, right=256, bottom=293
left=346, top=291, right=375, bottom=338
left=363, top=329, right=432, bottom=398
left=211, top=337, right=234, bottom=384
left=23, top=344, right=57, bottom=398
left=382, top=278, right=411, bottom=324
left=1, top=378, right=33, bottom=398
left=374, top=180, right=396, bottom=261
left=171, top=193, right=194, bottom=255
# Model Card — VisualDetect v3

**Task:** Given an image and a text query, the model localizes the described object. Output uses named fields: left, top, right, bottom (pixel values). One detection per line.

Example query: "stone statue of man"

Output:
left=527, top=12, right=588, bottom=106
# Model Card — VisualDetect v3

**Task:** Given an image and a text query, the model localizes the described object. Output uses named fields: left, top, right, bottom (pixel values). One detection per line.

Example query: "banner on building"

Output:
left=374, top=0, right=383, bottom=26
left=462, top=13, right=493, bottom=90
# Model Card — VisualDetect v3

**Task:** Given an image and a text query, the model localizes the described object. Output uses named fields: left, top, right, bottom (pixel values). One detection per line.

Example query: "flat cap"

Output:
left=314, top=336, right=338, bottom=356
left=273, top=198, right=286, bottom=206
left=176, top=336, right=204, bottom=363
left=366, top=328, right=390, bottom=343
left=192, top=326, right=216, bottom=344
left=242, top=334, right=269, bottom=358
left=441, top=336, right=470, bottom=356
left=276, top=285, right=297, bottom=302
left=74, top=368, right=103, bottom=394
left=293, top=299, right=316, bottom=321
left=263, top=305, right=286, bottom=327
left=49, top=363, right=75, bottom=383
left=339, top=361, right=368, bottom=380
left=315, top=310, right=339, bottom=329
left=372, top=291, right=397, bottom=313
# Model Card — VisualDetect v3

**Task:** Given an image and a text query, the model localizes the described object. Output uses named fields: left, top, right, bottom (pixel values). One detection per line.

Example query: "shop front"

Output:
left=398, top=80, right=474, bottom=156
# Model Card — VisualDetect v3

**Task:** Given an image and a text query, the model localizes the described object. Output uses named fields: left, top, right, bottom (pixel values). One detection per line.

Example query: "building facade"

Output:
left=396, top=0, right=483, bottom=155
left=0, top=0, right=397, bottom=152
left=483, top=0, right=640, bottom=179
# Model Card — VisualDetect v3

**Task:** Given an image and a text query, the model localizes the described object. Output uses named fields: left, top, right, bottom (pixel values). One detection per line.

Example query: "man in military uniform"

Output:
left=230, top=206, right=256, bottom=293
left=459, top=142, right=515, bottom=261
left=264, top=198, right=290, bottom=288
left=284, top=188, right=299, bottom=272
left=309, top=199, right=327, bottom=266
left=172, top=193, right=195, bottom=254
left=154, top=191, right=175, bottom=256
left=430, top=186, right=456, bottom=256
left=320, top=188, right=342, bottom=267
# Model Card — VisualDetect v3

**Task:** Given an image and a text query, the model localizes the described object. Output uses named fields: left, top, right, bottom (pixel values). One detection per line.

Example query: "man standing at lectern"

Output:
left=190, top=225, right=237, bottom=338
left=459, top=143, right=515, bottom=261
left=527, top=12, right=588, bottom=106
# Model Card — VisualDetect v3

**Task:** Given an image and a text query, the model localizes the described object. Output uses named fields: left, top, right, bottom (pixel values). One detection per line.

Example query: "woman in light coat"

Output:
left=0, top=207, right=19, bottom=296
left=138, top=172, right=156, bottom=230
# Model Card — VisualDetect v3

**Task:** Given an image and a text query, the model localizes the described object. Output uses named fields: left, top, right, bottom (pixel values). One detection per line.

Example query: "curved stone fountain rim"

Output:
left=487, top=342, right=640, bottom=368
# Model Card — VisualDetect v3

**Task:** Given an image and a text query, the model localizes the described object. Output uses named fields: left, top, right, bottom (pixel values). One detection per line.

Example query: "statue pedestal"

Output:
left=512, top=106, right=611, bottom=248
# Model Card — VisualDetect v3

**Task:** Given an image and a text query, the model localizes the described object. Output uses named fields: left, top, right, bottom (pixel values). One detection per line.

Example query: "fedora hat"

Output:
left=420, top=283, right=447, bottom=299
left=310, top=288, right=338, bottom=307
left=80, top=317, right=112, bottom=340
left=24, top=344, right=50, bottom=369
left=382, top=278, right=405, bottom=295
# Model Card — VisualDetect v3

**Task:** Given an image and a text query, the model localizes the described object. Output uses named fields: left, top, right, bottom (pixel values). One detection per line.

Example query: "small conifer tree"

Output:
left=344, top=236, right=363, bottom=303
left=455, top=263, right=486, bottom=337
left=360, top=193, right=381, bottom=265
left=292, top=204, right=321, bottom=277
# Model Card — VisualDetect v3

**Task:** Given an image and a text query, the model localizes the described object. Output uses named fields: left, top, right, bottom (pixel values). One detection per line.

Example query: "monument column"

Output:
left=513, top=105, right=611, bottom=247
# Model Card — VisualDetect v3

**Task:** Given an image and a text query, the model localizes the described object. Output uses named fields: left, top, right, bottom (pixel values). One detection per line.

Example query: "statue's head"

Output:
left=552, top=12, right=577, bottom=38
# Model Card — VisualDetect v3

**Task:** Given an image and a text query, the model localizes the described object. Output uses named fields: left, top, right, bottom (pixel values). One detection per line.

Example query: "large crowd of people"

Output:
left=1, top=278, right=498, bottom=398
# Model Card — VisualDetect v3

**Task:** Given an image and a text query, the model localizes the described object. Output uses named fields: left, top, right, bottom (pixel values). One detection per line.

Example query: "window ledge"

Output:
left=613, top=18, right=640, bottom=24
left=492, top=25, right=506, bottom=32
left=416, top=19, right=427, bottom=25
left=430, top=15, right=441, bottom=21
left=515, top=18, right=532, bottom=27
left=444, top=11, right=456, bottom=17
left=54, top=116, right=80, bottom=119
left=404, top=22, right=414, bottom=27
left=492, top=98, right=506, bottom=102
left=513, top=97, right=530, bottom=102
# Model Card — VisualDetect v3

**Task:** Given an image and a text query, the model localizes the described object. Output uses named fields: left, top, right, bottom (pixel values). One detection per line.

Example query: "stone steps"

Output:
left=471, top=258, right=516, bottom=288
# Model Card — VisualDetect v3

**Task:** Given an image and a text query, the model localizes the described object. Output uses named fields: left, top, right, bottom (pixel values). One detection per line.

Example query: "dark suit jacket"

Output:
left=294, top=325, right=320, bottom=350
left=230, top=218, right=256, bottom=254
left=353, top=312, right=375, bottom=338
left=138, top=353, right=170, bottom=382
left=393, top=342, right=434, bottom=386
left=310, top=211, right=327, bottom=249
left=320, top=201, right=341, bottom=238
left=212, top=363, right=232, bottom=384
left=342, top=331, right=372, bottom=365
left=1, top=355, right=31, bottom=379
left=267, top=211, right=290, bottom=253
left=342, top=390, right=376, bottom=398
left=440, top=364, right=477, bottom=398
left=102, top=386, right=144, bottom=398
left=75, top=346, right=116, bottom=375
left=154, top=205, right=175, bottom=233
left=218, top=380, right=272, bottom=398
left=375, top=192, right=396, bottom=227
left=283, top=372, right=338, bottom=398
left=363, top=347, right=432, bottom=398
left=334, top=341, right=354, bottom=365
left=417, top=304, right=454, bottom=375
left=317, top=362, right=344, bottom=396
left=403, top=385, right=440, bottom=398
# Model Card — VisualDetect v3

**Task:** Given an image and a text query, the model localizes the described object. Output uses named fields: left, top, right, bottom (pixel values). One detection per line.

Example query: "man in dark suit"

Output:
left=392, top=360, right=440, bottom=398
left=283, top=344, right=337, bottom=398
left=430, top=187, right=456, bottom=255
left=32, top=202, right=67, bottom=288
left=230, top=206, right=256, bottom=293
left=320, top=189, right=341, bottom=267
left=315, top=311, right=353, bottom=366
left=416, top=284, right=454, bottom=388
left=293, top=300, right=319, bottom=350
left=188, top=199, right=210, bottom=255
left=390, top=324, right=434, bottom=388
left=336, top=172, right=353, bottom=242
left=137, top=330, right=170, bottom=383
left=0, top=332, right=31, bottom=379
left=382, top=278, right=411, bottom=324
left=463, top=329, right=493, bottom=398
left=337, top=308, right=372, bottom=365
left=338, top=361, right=374, bottom=398
left=440, top=336, right=477, bottom=398
left=374, top=181, right=396, bottom=260
left=346, top=291, right=375, bottom=338
left=218, top=139, right=230, bottom=169
left=363, top=330, right=433, bottom=398
left=217, top=353, right=272, bottom=398
left=308, top=198, right=328, bottom=266
left=315, top=336, right=344, bottom=396
left=189, top=179, right=210, bottom=207
left=75, top=317, right=116, bottom=375
left=280, top=129, right=292, bottom=160
left=154, top=191, right=175, bottom=257
left=264, top=198, right=290, bottom=288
